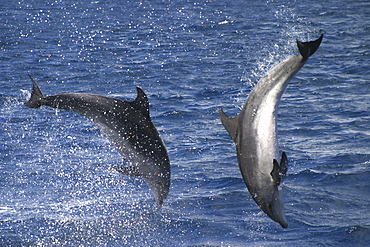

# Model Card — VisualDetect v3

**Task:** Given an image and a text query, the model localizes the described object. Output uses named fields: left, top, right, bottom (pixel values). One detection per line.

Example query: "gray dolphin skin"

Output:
left=220, top=35, right=323, bottom=228
left=25, top=76, right=170, bottom=207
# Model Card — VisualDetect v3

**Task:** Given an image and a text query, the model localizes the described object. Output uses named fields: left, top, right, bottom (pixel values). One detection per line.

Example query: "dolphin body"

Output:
left=25, top=77, right=170, bottom=207
left=220, top=35, right=323, bottom=228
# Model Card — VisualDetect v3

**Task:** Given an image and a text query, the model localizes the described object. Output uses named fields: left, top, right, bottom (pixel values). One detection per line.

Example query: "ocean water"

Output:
left=1, top=0, right=369, bottom=246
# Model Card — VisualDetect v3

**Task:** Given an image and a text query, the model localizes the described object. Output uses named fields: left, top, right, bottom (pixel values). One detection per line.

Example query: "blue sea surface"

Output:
left=1, top=0, right=370, bottom=246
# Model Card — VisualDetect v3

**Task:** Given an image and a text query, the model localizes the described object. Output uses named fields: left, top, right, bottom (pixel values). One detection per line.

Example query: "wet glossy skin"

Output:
left=220, top=35, right=323, bottom=228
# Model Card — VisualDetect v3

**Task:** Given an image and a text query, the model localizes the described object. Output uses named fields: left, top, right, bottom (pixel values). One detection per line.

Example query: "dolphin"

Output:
left=219, top=35, right=323, bottom=228
left=25, top=76, right=170, bottom=207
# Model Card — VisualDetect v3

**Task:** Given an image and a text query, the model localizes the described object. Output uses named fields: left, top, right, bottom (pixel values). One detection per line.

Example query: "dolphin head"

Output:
left=257, top=186, right=288, bottom=228
left=143, top=172, right=170, bottom=207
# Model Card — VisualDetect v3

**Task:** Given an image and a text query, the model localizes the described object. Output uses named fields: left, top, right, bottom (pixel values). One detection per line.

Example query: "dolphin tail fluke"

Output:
left=297, top=34, right=323, bottom=60
left=24, top=75, right=44, bottom=108
left=219, top=109, right=239, bottom=143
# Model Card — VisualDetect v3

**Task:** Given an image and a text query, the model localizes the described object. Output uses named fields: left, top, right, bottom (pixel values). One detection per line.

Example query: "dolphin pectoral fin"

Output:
left=280, top=152, right=288, bottom=177
left=219, top=109, right=239, bottom=143
left=24, top=75, right=44, bottom=108
left=271, top=159, right=282, bottom=185
left=297, top=34, right=323, bottom=60
left=271, top=152, right=289, bottom=185
left=115, top=165, right=142, bottom=177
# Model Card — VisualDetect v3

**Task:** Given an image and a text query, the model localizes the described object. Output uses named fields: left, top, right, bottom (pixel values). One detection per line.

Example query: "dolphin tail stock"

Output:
left=297, top=34, right=323, bottom=60
left=219, top=109, right=239, bottom=143
left=24, top=75, right=44, bottom=108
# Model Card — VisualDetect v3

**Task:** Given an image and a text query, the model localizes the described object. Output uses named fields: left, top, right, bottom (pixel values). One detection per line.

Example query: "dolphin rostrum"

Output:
left=25, top=76, right=170, bottom=207
left=220, top=35, right=323, bottom=228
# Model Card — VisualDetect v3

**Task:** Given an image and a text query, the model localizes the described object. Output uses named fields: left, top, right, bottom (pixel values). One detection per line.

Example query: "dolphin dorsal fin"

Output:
left=219, top=109, right=239, bottom=143
left=271, top=152, right=289, bottom=185
left=133, top=87, right=150, bottom=117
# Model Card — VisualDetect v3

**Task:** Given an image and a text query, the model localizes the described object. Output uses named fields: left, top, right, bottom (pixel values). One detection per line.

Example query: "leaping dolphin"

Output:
left=25, top=77, right=170, bottom=207
left=220, top=35, right=323, bottom=228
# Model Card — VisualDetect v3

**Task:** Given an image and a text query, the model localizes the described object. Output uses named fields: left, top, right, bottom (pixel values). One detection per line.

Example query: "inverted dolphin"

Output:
left=220, top=35, right=323, bottom=228
left=25, top=76, right=170, bottom=207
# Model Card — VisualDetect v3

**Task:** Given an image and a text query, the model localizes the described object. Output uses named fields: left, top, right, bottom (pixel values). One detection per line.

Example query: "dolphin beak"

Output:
left=278, top=218, right=288, bottom=228
left=266, top=206, right=288, bottom=228
left=264, top=206, right=288, bottom=228
left=260, top=189, right=288, bottom=228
